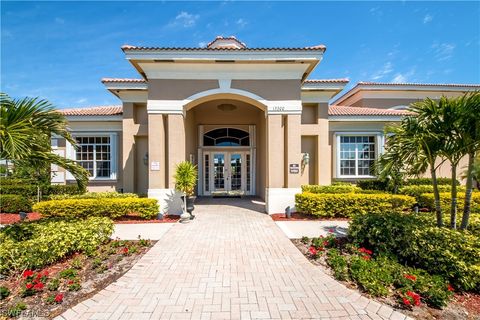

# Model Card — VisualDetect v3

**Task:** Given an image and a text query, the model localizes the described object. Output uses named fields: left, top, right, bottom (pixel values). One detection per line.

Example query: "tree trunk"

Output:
left=430, top=166, right=443, bottom=227
left=460, top=152, right=475, bottom=230
left=450, top=164, right=458, bottom=229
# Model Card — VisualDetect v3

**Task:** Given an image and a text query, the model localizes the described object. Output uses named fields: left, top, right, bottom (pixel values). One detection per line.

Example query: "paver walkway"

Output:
left=57, top=198, right=410, bottom=320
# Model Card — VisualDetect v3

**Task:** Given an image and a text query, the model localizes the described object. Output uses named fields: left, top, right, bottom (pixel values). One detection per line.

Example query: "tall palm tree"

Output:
left=458, top=91, right=480, bottom=229
left=379, top=114, right=445, bottom=226
left=0, top=93, right=88, bottom=189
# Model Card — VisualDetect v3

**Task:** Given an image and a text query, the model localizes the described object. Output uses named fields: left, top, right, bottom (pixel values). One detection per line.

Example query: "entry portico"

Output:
left=110, top=36, right=331, bottom=214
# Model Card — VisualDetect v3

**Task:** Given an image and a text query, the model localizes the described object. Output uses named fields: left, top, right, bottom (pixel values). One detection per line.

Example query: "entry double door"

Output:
left=210, top=151, right=248, bottom=195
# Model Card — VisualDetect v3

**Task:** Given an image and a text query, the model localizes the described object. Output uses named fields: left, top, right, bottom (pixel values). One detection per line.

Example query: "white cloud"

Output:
left=391, top=68, right=416, bottom=83
left=173, top=11, right=199, bottom=28
left=198, top=41, right=207, bottom=48
left=236, top=18, right=247, bottom=28
left=423, top=14, right=433, bottom=24
left=75, top=98, right=87, bottom=104
left=431, top=42, right=456, bottom=61
left=369, top=7, right=383, bottom=17
left=371, top=62, right=394, bottom=80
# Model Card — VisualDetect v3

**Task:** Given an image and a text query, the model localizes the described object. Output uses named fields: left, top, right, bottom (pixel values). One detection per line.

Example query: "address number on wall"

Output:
left=271, top=106, right=285, bottom=112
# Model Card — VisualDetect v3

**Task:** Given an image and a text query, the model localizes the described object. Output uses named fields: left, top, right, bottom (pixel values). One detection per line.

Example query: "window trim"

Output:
left=67, top=132, right=118, bottom=181
left=335, top=132, right=384, bottom=179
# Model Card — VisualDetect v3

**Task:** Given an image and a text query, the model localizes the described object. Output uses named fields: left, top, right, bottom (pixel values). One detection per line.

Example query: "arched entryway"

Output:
left=184, top=96, right=267, bottom=199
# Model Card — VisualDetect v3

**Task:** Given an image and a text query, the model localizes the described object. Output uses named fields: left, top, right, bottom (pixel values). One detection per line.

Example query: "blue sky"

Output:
left=2, top=1, right=479, bottom=108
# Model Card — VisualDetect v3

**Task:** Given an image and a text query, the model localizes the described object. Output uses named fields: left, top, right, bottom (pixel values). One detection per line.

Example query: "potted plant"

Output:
left=173, top=161, right=198, bottom=222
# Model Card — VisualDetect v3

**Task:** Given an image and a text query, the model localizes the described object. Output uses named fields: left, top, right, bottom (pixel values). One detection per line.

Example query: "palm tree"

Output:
left=379, top=114, right=445, bottom=226
left=458, top=92, right=480, bottom=229
left=0, top=93, right=88, bottom=189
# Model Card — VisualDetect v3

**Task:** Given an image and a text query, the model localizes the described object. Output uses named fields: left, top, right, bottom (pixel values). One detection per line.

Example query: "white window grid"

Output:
left=339, top=135, right=376, bottom=177
left=75, top=136, right=112, bottom=179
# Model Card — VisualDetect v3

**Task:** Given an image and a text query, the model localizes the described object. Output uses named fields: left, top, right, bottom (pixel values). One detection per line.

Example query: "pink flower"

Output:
left=34, top=282, right=44, bottom=290
left=403, top=274, right=417, bottom=281
left=23, top=270, right=34, bottom=278
left=55, top=293, right=64, bottom=303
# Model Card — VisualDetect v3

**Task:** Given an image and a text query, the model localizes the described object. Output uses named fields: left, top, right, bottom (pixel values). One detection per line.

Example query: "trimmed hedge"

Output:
left=0, top=217, right=113, bottom=274
left=418, top=192, right=480, bottom=214
left=398, top=185, right=466, bottom=205
left=405, top=178, right=459, bottom=186
left=33, top=197, right=159, bottom=219
left=295, top=192, right=415, bottom=218
left=49, top=192, right=138, bottom=200
left=356, top=179, right=390, bottom=191
left=0, top=183, right=84, bottom=200
left=0, top=194, right=32, bottom=213
left=348, top=212, right=480, bottom=291
left=301, top=184, right=360, bottom=194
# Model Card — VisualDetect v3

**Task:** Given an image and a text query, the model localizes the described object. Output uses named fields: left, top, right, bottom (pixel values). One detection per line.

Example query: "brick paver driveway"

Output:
left=57, top=198, right=410, bottom=320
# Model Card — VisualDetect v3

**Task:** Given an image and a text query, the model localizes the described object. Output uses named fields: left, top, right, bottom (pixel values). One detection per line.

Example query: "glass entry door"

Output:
left=205, top=151, right=249, bottom=195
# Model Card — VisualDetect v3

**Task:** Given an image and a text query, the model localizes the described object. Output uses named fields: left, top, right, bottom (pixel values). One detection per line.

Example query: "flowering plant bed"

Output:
left=0, top=237, right=155, bottom=319
left=293, top=234, right=480, bottom=319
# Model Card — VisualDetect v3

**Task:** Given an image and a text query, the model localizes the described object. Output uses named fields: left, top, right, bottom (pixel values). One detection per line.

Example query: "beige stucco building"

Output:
left=53, top=36, right=480, bottom=214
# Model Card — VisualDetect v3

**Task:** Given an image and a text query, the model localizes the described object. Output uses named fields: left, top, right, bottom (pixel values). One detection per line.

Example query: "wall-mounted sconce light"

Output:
left=302, top=153, right=310, bottom=166
left=143, top=152, right=149, bottom=166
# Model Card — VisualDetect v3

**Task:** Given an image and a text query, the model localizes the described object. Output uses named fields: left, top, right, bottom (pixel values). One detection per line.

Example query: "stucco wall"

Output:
left=231, top=80, right=301, bottom=100
left=148, top=79, right=219, bottom=100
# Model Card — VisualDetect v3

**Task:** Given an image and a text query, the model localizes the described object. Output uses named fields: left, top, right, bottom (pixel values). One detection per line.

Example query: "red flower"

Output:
left=308, top=246, right=318, bottom=256
left=318, top=247, right=325, bottom=251
left=43, top=271, right=49, bottom=277
left=328, top=228, right=335, bottom=233
left=34, top=282, right=44, bottom=290
left=402, top=298, right=411, bottom=306
left=323, top=241, right=329, bottom=246
left=406, top=291, right=421, bottom=306
left=54, top=293, right=64, bottom=303
left=67, top=280, right=74, bottom=285
left=23, top=270, right=34, bottom=278
left=447, top=284, right=454, bottom=292
left=26, top=283, right=33, bottom=290
left=358, top=248, right=373, bottom=255
left=122, top=247, right=129, bottom=254
left=361, top=255, right=371, bottom=261
left=403, top=274, right=417, bottom=281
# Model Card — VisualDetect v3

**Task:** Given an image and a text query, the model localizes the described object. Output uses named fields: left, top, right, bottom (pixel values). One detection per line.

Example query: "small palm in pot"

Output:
left=174, top=161, right=198, bottom=222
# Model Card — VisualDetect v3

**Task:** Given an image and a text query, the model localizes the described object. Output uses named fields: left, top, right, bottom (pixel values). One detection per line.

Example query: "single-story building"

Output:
left=52, top=36, right=480, bottom=214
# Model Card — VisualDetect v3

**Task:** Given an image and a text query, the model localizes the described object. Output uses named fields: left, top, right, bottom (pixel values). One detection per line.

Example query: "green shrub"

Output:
left=405, top=178, right=459, bottom=186
left=49, top=192, right=138, bottom=200
left=349, top=255, right=396, bottom=297
left=0, top=194, right=32, bottom=213
left=398, top=185, right=463, bottom=205
left=295, top=192, right=415, bottom=218
left=418, top=192, right=480, bottom=214
left=326, top=249, right=349, bottom=281
left=0, top=217, right=114, bottom=274
left=349, top=212, right=480, bottom=292
left=33, top=197, right=159, bottom=219
left=356, top=179, right=390, bottom=191
left=301, top=184, right=360, bottom=194
left=0, top=183, right=84, bottom=200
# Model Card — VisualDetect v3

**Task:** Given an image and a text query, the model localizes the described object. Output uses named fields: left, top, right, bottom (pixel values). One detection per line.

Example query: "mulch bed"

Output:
left=0, top=212, right=42, bottom=224
left=0, top=239, right=156, bottom=319
left=292, top=239, right=480, bottom=320
left=270, top=212, right=350, bottom=221
left=0, top=213, right=180, bottom=225
left=114, top=214, right=180, bottom=224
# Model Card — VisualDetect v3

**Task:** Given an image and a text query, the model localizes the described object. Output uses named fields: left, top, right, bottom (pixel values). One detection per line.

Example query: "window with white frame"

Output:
left=339, top=135, right=376, bottom=177
left=75, top=136, right=113, bottom=179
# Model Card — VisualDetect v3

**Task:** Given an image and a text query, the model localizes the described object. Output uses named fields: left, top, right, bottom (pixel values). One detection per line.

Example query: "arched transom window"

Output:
left=203, top=128, right=250, bottom=146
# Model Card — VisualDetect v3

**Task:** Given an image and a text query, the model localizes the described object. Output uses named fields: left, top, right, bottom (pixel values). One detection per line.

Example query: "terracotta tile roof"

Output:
left=305, top=78, right=349, bottom=84
left=328, top=105, right=412, bottom=116
left=59, top=106, right=123, bottom=116
left=206, top=36, right=247, bottom=49
left=121, top=44, right=326, bottom=52
left=101, top=78, right=146, bottom=83
left=357, top=81, right=480, bottom=87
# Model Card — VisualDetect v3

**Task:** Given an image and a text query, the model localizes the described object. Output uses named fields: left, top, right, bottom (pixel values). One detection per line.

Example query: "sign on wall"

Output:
left=151, top=161, right=160, bottom=171
left=289, top=164, right=299, bottom=174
